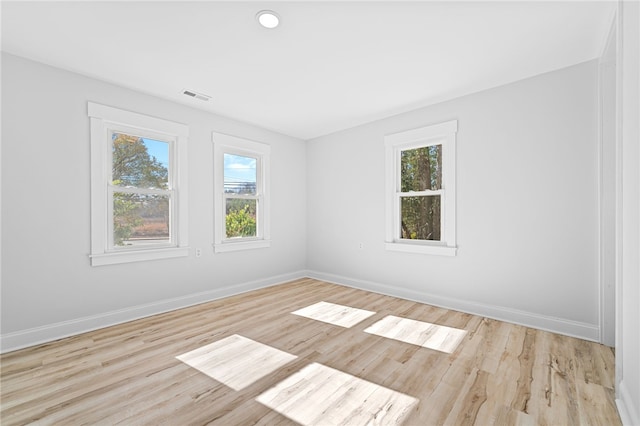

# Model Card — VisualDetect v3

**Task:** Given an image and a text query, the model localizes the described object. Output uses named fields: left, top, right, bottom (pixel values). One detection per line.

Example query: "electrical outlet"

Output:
left=195, top=248, right=202, bottom=257
left=358, top=242, right=364, bottom=250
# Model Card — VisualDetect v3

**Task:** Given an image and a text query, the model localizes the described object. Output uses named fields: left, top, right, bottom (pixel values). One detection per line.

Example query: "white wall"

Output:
left=616, top=1, right=640, bottom=424
left=599, top=18, right=617, bottom=348
left=307, top=60, right=601, bottom=340
left=0, top=53, right=307, bottom=351
left=0, top=54, right=609, bottom=352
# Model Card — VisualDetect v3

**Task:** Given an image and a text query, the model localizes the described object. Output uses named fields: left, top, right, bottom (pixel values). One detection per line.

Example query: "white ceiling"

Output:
left=1, top=1, right=615, bottom=140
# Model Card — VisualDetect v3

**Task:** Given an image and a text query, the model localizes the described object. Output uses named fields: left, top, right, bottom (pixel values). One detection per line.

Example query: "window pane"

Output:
left=400, top=195, right=441, bottom=240
left=401, top=145, right=442, bottom=191
left=226, top=198, right=257, bottom=238
left=112, top=133, right=169, bottom=189
left=113, top=192, right=170, bottom=247
left=224, top=153, right=257, bottom=195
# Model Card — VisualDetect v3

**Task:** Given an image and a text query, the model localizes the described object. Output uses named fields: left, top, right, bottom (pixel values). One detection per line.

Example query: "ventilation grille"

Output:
left=182, top=89, right=211, bottom=102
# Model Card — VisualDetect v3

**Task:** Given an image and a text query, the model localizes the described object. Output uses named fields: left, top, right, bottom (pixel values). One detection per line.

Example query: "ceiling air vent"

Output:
left=182, top=89, right=211, bottom=102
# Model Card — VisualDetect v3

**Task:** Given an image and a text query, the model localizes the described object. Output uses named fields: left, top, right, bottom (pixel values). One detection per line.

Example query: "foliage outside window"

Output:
left=89, top=103, right=189, bottom=266
left=213, top=133, right=270, bottom=253
left=385, top=120, right=457, bottom=256
left=224, top=153, right=258, bottom=239
left=112, top=133, right=171, bottom=247
left=400, top=145, right=442, bottom=240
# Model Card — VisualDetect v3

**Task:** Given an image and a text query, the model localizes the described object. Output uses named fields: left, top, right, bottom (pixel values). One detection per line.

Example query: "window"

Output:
left=213, top=132, right=270, bottom=252
left=89, top=102, right=189, bottom=266
left=385, top=120, right=457, bottom=256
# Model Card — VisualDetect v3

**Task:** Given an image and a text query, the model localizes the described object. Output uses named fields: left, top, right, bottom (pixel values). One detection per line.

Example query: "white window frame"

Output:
left=213, top=132, right=271, bottom=253
left=89, top=102, right=189, bottom=266
left=385, top=120, right=458, bottom=256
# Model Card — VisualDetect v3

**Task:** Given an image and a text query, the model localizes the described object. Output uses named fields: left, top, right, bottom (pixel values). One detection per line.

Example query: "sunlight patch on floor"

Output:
left=176, top=334, right=297, bottom=391
left=291, top=301, right=376, bottom=328
left=364, top=315, right=467, bottom=353
left=256, top=362, right=418, bottom=425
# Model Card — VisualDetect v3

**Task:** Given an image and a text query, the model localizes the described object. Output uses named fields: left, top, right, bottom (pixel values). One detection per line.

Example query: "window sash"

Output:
left=396, top=193, right=443, bottom=242
left=223, top=149, right=262, bottom=192
left=223, top=193, right=263, bottom=241
left=107, top=186, right=176, bottom=251
left=108, top=128, right=175, bottom=190
left=395, top=142, right=443, bottom=191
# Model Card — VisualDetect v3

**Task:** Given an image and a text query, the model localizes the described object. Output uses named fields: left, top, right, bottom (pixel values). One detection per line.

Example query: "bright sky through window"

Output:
left=143, top=138, right=169, bottom=168
left=224, top=153, right=257, bottom=183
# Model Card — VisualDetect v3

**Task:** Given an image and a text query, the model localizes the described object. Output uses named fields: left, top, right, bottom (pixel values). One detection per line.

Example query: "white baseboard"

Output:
left=617, top=380, right=640, bottom=426
left=306, top=270, right=600, bottom=342
left=1, top=270, right=601, bottom=354
left=0, top=270, right=307, bottom=354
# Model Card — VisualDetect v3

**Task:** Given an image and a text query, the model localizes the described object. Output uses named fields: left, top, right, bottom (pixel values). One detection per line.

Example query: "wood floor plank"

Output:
left=0, top=278, right=621, bottom=426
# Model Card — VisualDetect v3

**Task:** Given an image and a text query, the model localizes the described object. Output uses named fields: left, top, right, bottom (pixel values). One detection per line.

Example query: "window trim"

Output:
left=212, top=132, right=271, bottom=253
left=384, top=120, right=458, bottom=256
left=89, top=102, right=189, bottom=266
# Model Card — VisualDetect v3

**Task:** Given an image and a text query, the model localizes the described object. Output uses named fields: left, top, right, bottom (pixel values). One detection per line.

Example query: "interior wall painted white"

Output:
left=616, top=1, right=640, bottom=424
left=0, top=53, right=307, bottom=345
left=0, top=52, right=607, bottom=352
left=599, top=20, right=617, bottom=348
left=307, top=61, right=600, bottom=338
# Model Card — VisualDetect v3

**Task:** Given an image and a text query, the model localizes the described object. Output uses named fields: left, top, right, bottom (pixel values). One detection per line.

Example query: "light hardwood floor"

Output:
left=1, top=278, right=620, bottom=425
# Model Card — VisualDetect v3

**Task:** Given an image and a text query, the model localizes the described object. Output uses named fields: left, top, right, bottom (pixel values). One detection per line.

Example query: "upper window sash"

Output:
left=107, top=125, right=176, bottom=187
left=222, top=147, right=263, bottom=195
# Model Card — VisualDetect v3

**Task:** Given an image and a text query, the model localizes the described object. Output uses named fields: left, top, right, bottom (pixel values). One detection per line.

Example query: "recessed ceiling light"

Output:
left=256, top=10, right=280, bottom=29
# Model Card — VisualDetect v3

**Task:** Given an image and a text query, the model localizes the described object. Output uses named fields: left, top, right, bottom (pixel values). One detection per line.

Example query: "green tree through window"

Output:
left=112, top=134, right=168, bottom=188
left=112, top=133, right=170, bottom=246
left=400, top=145, right=442, bottom=240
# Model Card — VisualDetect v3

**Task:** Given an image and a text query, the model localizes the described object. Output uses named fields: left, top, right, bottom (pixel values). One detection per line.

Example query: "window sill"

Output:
left=90, top=247, right=189, bottom=266
left=214, top=239, right=271, bottom=253
left=385, top=242, right=457, bottom=256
